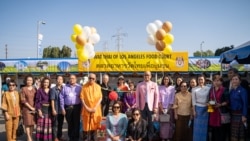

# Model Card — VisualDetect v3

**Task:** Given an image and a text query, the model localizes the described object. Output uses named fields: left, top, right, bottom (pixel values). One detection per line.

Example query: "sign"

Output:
left=78, top=52, right=188, bottom=72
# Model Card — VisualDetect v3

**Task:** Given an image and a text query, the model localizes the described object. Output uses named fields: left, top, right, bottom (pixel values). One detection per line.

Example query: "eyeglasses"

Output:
left=113, top=106, right=120, bottom=109
left=89, top=77, right=95, bottom=80
left=133, top=113, right=140, bottom=116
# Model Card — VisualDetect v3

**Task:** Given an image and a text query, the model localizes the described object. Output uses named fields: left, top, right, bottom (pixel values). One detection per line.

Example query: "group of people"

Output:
left=0, top=68, right=249, bottom=141
left=101, top=69, right=249, bottom=141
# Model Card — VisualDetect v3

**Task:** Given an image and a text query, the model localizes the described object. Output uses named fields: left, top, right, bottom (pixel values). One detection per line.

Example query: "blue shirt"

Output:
left=230, top=86, right=248, bottom=117
left=60, top=84, right=82, bottom=110
left=50, top=85, right=63, bottom=114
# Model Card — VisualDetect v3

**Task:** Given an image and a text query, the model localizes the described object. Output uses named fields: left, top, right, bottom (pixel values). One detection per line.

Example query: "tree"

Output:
left=43, top=45, right=72, bottom=58
left=60, top=45, right=72, bottom=58
left=193, top=50, right=214, bottom=57
left=214, top=45, right=234, bottom=56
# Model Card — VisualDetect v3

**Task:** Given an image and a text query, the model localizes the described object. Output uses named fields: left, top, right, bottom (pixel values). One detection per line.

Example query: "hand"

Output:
left=61, top=109, right=66, bottom=116
left=30, top=107, right=36, bottom=111
left=153, top=108, right=158, bottom=114
left=193, top=111, right=196, bottom=118
left=4, top=112, right=10, bottom=121
left=214, top=103, right=221, bottom=108
left=113, top=136, right=120, bottom=141
left=242, top=116, right=247, bottom=123
left=174, top=114, right=178, bottom=120
left=38, top=111, right=43, bottom=118
left=90, top=108, right=96, bottom=113
left=52, top=110, right=57, bottom=116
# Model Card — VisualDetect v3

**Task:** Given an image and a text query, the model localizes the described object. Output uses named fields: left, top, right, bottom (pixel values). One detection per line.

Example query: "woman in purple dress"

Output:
left=123, top=82, right=136, bottom=113
left=35, top=77, right=53, bottom=141
left=158, top=75, right=175, bottom=141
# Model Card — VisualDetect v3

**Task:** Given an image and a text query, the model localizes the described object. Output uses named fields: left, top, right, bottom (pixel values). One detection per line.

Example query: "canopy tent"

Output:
left=220, top=40, right=250, bottom=64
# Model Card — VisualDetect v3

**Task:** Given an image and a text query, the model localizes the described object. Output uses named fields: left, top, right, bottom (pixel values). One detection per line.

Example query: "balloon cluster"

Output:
left=71, top=24, right=100, bottom=62
left=146, top=20, right=174, bottom=53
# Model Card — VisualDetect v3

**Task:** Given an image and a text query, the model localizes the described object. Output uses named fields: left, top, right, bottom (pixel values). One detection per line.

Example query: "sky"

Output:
left=0, top=0, right=250, bottom=59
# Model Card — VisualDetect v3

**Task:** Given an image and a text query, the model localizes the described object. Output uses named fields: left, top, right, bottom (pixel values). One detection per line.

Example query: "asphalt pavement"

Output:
left=0, top=114, right=68, bottom=141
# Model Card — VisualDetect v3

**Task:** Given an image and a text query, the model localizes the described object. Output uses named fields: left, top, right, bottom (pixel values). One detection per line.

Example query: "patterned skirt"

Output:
left=231, top=111, right=246, bottom=141
left=193, top=106, right=208, bottom=141
left=36, top=106, right=53, bottom=141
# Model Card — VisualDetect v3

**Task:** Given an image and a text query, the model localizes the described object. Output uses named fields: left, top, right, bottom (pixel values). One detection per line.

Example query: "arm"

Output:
left=80, top=88, right=92, bottom=112
left=20, top=88, right=35, bottom=111
left=119, top=115, right=128, bottom=137
left=60, top=86, right=65, bottom=115
left=106, top=116, right=114, bottom=137
left=153, top=83, right=159, bottom=111
left=191, top=89, right=196, bottom=117
left=35, top=89, right=43, bottom=117
left=174, top=94, right=178, bottom=120
left=50, top=88, right=57, bottom=116
left=240, top=88, right=248, bottom=119
left=140, top=120, right=147, bottom=141
left=136, top=84, right=140, bottom=108
left=1, top=92, right=10, bottom=120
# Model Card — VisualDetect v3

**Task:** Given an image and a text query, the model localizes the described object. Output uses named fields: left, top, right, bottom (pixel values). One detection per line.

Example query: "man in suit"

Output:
left=136, top=71, right=159, bottom=141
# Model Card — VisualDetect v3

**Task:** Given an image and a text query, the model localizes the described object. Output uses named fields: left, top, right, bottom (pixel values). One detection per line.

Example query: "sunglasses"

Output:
left=89, top=77, right=95, bottom=80
left=133, top=113, right=140, bottom=116
left=113, top=106, right=120, bottom=109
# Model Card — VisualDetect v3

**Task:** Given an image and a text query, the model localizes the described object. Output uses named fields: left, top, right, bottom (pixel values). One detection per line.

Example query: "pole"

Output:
left=200, top=41, right=204, bottom=69
left=37, top=21, right=39, bottom=58
left=5, top=44, right=7, bottom=59
left=37, top=21, right=45, bottom=58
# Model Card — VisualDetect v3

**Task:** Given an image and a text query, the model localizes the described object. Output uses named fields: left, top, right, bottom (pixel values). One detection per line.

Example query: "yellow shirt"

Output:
left=174, top=91, right=192, bottom=116
left=1, top=91, right=21, bottom=117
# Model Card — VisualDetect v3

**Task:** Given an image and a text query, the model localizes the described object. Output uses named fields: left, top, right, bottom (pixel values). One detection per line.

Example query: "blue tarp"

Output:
left=220, top=40, right=250, bottom=64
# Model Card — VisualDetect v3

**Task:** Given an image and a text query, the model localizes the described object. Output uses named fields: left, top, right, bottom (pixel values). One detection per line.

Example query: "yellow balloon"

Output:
left=163, top=33, right=174, bottom=45
left=75, top=44, right=83, bottom=50
left=71, top=34, right=77, bottom=43
left=73, top=24, right=82, bottom=35
left=163, top=45, right=172, bottom=54
left=78, top=50, right=88, bottom=62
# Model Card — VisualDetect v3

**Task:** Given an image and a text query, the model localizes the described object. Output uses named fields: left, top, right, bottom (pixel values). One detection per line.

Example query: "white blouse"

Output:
left=192, top=85, right=210, bottom=107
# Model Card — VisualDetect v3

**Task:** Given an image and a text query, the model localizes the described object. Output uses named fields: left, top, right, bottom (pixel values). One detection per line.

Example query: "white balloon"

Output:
left=154, top=20, right=163, bottom=29
left=147, top=34, right=156, bottom=45
left=83, top=26, right=91, bottom=39
left=84, top=43, right=94, bottom=57
left=89, top=33, right=100, bottom=44
left=88, top=51, right=96, bottom=59
left=146, top=23, right=157, bottom=35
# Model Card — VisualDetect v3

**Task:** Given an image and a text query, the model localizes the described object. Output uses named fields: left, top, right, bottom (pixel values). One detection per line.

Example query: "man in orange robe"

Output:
left=80, top=73, right=102, bottom=141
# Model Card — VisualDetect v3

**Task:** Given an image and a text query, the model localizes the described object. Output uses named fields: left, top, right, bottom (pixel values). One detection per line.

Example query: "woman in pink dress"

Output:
left=209, top=74, right=229, bottom=141
left=158, top=75, right=175, bottom=141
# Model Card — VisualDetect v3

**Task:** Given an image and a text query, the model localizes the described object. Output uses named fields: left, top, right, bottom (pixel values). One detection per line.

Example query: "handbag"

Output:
left=220, top=112, right=231, bottom=124
left=159, top=114, right=170, bottom=122
left=16, top=117, right=25, bottom=137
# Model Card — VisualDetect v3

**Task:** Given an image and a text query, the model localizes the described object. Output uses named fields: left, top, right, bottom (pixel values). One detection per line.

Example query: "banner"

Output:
left=0, top=59, right=78, bottom=73
left=1, top=53, right=250, bottom=73
left=78, top=52, right=188, bottom=72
